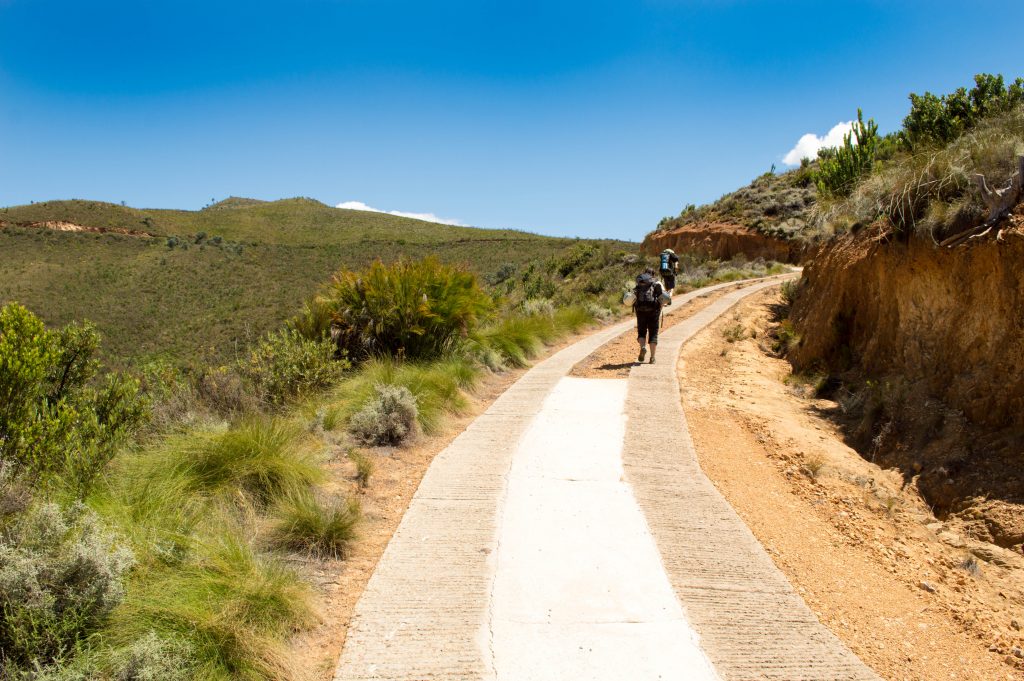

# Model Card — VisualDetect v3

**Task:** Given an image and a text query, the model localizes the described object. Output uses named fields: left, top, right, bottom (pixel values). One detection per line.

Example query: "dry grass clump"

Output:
left=268, top=490, right=360, bottom=559
left=347, top=449, right=374, bottom=489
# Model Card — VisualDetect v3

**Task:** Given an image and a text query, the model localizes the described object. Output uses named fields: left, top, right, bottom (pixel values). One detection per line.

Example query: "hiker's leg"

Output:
left=649, top=316, right=660, bottom=362
left=637, top=315, right=649, bottom=362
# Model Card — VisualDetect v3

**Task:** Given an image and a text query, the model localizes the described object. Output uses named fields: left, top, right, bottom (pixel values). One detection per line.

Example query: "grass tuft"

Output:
left=347, top=449, right=374, bottom=489
left=267, top=491, right=360, bottom=560
left=164, top=419, right=323, bottom=505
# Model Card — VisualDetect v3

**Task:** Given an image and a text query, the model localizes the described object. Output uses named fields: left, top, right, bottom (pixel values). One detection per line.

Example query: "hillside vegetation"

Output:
left=0, top=198, right=632, bottom=367
left=654, top=165, right=819, bottom=243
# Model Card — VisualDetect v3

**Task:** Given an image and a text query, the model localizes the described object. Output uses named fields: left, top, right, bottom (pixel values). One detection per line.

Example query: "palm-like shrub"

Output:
left=294, top=258, right=492, bottom=361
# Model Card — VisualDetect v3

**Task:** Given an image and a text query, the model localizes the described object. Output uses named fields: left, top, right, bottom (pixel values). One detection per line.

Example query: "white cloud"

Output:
left=335, top=200, right=465, bottom=226
left=782, top=121, right=855, bottom=166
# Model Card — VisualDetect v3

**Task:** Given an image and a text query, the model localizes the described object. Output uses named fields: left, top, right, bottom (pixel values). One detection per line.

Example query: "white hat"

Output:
left=663, top=248, right=675, bottom=254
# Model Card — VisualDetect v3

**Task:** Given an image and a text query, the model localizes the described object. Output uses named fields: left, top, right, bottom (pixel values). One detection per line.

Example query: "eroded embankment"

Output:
left=789, top=228, right=1024, bottom=555
left=642, top=222, right=805, bottom=263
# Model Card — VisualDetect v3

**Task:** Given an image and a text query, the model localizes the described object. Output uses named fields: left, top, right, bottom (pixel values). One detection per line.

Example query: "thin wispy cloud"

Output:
left=336, top=200, right=465, bottom=226
left=782, top=121, right=855, bottom=166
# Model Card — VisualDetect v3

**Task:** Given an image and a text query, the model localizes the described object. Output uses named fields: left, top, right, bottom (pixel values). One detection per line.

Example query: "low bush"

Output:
left=332, top=357, right=477, bottom=437
left=268, top=490, right=360, bottom=559
left=240, top=330, right=348, bottom=406
left=166, top=419, right=323, bottom=505
left=0, top=503, right=133, bottom=671
left=779, top=279, right=800, bottom=306
left=348, top=384, right=419, bottom=446
left=294, top=257, right=492, bottom=361
left=195, top=366, right=256, bottom=417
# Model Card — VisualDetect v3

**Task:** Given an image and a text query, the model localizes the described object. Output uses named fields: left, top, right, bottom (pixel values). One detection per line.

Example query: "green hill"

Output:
left=0, top=198, right=634, bottom=368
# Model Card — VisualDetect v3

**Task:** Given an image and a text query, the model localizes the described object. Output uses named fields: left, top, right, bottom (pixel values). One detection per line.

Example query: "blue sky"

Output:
left=2, top=1, right=1022, bottom=241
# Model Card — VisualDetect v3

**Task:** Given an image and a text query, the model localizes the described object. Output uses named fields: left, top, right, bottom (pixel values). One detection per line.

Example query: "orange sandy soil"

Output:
left=680, top=288, right=1024, bottom=681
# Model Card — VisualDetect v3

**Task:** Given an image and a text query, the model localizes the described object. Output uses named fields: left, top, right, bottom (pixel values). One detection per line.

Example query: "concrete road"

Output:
left=334, top=275, right=879, bottom=681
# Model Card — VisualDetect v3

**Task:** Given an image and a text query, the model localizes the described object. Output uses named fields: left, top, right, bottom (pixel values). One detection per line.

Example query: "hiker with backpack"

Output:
left=624, top=267, right=667, bottom=364
left=659, top=248, right=680, bottom=302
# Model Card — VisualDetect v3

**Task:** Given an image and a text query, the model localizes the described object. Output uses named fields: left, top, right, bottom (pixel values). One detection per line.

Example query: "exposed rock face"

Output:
left=642, top=221, right=805, bottom=263
left=789, top=228, right=1024, bottom=551
left=791, top=232, right=1024, bottom=431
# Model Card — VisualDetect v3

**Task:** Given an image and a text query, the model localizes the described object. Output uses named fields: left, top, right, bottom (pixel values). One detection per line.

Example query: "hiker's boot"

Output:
left=650, top=355, right=656, bottom=364
left=638, top=347, right=647, bottom=363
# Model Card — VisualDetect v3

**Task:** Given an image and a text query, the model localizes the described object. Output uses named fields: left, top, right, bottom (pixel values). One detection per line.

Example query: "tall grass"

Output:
left=108, top=532, right=314, bottom=681
left=268, top=490, right=360, bottom=559
left=326, top=356, right=479, bottom=436
left=158, top=419, right=324, bottom=505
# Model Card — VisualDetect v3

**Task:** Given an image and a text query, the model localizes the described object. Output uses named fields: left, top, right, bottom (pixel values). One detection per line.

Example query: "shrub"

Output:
left=815, top=109, right=879, bottom=198
left=331, top=357, right=477, bottom=436
left=295, top=257, right=492, bottom=361
left=834, top=105, right=1024, bottom=239
left=168, top=419, right=323, bottom=504
left=348, top=384, right=419, bottom=446
left=0, top=304, right=147, bottom=496
left=901, top=73, right=1024, bottom=150
left=779, top=279, right=800, bottom=306
left=722, top=324, right=747, bottom=343
left=195, top=366, right=256, bottom=416
left=240, top=330, right=348, bottom=406
left=521, top=298, right=555, bottom=317
left=0, top=503, right=133, bottom=670
left=268, top=490, right=360, bottom=559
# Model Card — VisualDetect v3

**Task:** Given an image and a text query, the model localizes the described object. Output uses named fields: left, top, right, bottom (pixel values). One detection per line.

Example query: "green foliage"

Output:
left=0, top=304, right=147, bottom=496
left=164, top=419, right=323, bottom=505
left=109, top=533, right=314, bottom=681
left=779, top=279, right=800, bottom=306
left=268, top=490, right=360, bottom=559
left=814, top=109, right=879, bottom=198
left=0, top=503, right=133, bottom=671
left=901, top=73, right=1024, bottom=150
left=1, top=199, right=635, bottom=369
left=296, top=258, right=492, bottom=361
left=332, top=357, right=477, bottom=437
left=348, top=384, right=420, bottom=446
left=834, top=105, right=1024, bottom=239
left=554, top=243, right=598, bottom=277
left=239, top=330, right=348, bottom=406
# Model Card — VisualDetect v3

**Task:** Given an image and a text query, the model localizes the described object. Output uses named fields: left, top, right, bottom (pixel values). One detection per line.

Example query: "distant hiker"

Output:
left=659, top=248, right=680, bottom=301
left=625, top=267, right=665, bottom=364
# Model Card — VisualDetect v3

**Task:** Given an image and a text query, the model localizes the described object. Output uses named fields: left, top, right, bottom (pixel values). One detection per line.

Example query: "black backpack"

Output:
left=634, top=273, right=660, bottom=312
